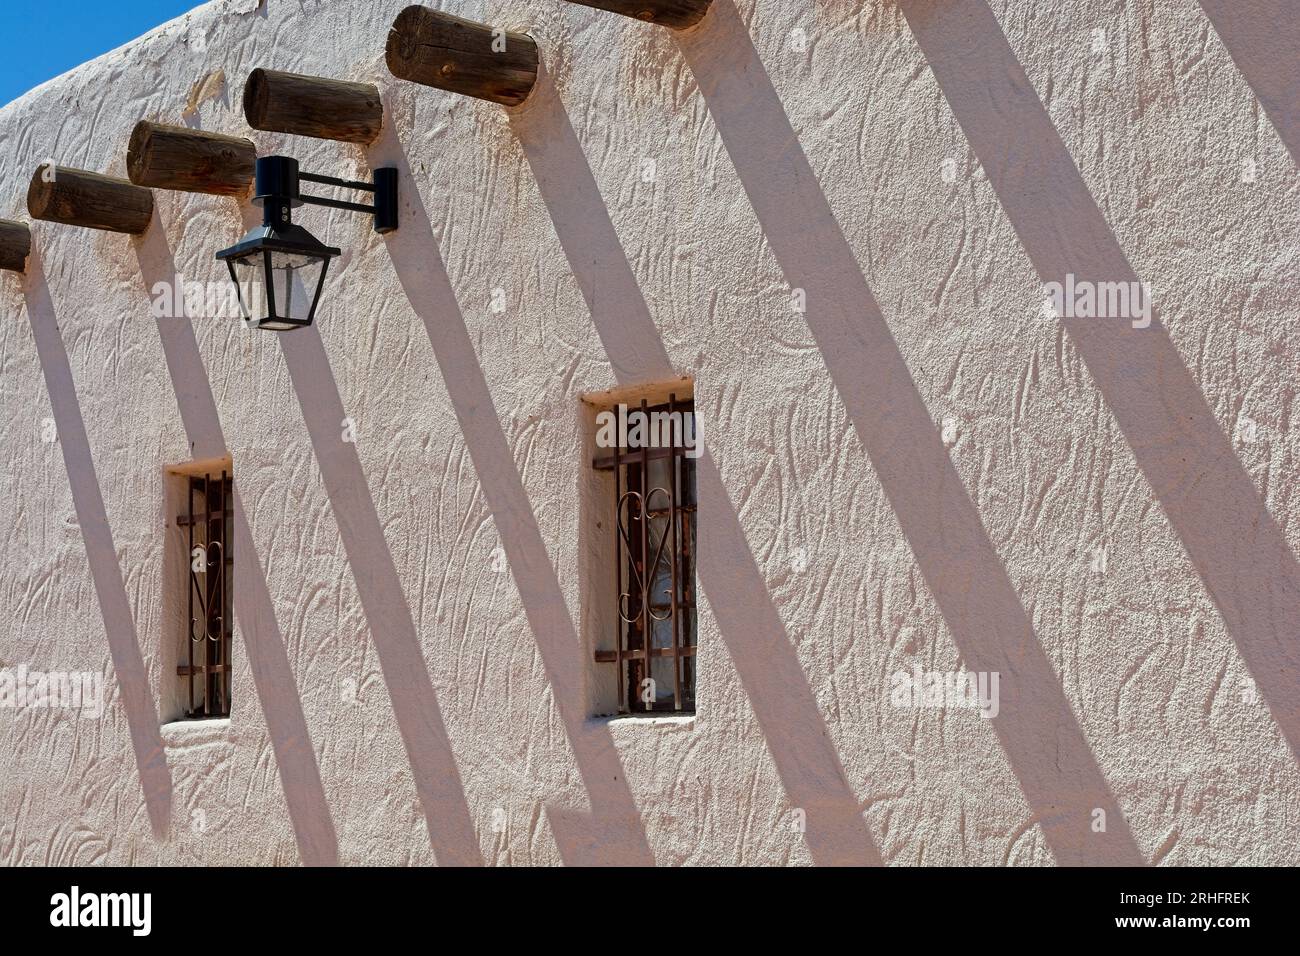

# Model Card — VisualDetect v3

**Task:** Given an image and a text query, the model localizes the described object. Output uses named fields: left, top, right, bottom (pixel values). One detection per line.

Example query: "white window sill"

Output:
left=160, top=717, right=234, bottom=749
left=589, top=714, right=696, bottom=730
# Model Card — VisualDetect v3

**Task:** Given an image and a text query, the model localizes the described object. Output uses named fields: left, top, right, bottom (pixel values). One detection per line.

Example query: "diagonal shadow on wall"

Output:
left=260, top=225, right=483, bottom=866
left=671, top=1, right=1147, bottom=864
left=1198, top=1, right=1300, bottom=166
left=510, top=70, right=883, bottom=866
left=899, top=0, right=1300, bottom=764
left=134, top=218, right=338, bottom=865
left=379, top=133, right=655, bottom=866
left=23, top=252, right=172, bottom=840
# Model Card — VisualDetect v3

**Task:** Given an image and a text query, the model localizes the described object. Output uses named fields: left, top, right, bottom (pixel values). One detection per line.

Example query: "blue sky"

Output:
left=0, top=1, right=198, bottom=106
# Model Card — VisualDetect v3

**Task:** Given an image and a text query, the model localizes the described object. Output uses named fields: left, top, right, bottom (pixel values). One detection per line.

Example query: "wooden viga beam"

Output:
left=386, top=7, right=538, bottom=107
left=27, top=165, right=153, bottom=235
left=128, top=121, right=256, bottom=195
left=243, top=69, right=383, bottom=144
left=562, top=0, right=712, bottom=30
left=0, top=219, right=31, bottom=272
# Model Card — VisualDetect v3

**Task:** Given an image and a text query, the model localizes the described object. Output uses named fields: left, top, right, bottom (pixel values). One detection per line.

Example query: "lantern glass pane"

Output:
left=228, top=255, right=268, bottom=321
left=268, top=251, right=327, bottom=324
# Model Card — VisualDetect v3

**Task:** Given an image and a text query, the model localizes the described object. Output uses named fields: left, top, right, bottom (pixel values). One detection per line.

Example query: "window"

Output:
left=176, top=467, right=233, bottom=719
left=592, top=396, right=697, bottom=713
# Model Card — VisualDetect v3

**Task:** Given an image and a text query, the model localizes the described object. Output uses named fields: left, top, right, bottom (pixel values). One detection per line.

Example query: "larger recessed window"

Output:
left=592, top=396, right=697, bottom=714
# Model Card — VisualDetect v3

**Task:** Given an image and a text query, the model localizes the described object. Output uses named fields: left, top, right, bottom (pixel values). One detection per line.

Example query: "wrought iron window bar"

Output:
left=592, top=396, right=697, bottom=714
left=177, top=471, right=233, bottom=719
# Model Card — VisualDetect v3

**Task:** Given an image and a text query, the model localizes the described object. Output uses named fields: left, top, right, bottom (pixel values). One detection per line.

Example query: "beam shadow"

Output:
left=1199, top=1, right=1300, bottom=166
left=134, top=217, right=338, bottom=865
left=379, top=130, right=655, bottom=866
left=23, top=251, right=172, bottom=839
left=900, top=0, right=1300, bottom=763
left=265, top=242, right=483, bottom=866
left=510, top=67, right=883, bottom=866
left=672, top=0, right=1147, bottom=864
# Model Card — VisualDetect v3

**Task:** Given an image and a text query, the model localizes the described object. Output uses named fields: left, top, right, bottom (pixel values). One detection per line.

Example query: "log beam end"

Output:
left=243, top=68, right=383, bottom=144
left=386, top=6, right=539, bottom=107
left=0, top=219, right=31, bottom=273
left=27, top=165, right=154, bottom=235
left=127, top=120, right=256, bottom=195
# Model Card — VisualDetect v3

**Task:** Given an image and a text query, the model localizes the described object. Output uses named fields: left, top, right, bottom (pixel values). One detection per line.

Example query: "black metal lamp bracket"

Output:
left=254, top=156, right=398, bottom=234
left=300, top=169, right=399, bottom=234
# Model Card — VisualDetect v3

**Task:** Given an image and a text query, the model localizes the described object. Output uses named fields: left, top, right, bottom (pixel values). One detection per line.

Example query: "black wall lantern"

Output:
left=216, top=156, right=398, bottom=331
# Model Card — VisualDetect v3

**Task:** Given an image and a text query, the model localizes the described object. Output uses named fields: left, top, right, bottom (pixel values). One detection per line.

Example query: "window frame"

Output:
left=592, top=395, right=697, bottom=714
left=176, top=468, right=233, bottom=719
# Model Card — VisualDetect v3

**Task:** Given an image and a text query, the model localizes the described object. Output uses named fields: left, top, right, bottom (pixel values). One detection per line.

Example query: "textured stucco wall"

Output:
left=1, top=0, right=1297, bottom=865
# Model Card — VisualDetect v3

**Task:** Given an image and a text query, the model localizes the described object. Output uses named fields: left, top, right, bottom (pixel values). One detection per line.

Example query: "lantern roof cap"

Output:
left=215, top=221, right=341, bottom=262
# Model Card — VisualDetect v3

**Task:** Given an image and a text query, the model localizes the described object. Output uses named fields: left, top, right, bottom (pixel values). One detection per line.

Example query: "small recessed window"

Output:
left=171, top=465, right=233, bottom=720
left=592, top=395, right=697, bottom=714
